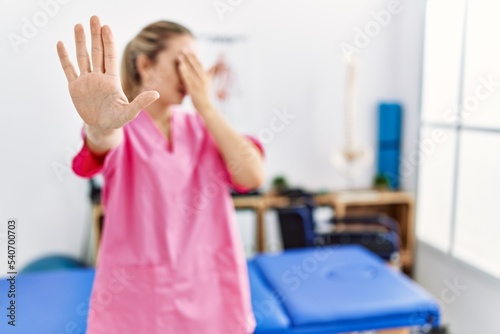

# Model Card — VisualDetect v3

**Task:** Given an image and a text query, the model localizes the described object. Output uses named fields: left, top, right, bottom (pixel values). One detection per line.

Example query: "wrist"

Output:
left=85, top=123, right=113, bottom=140
left=84, top=124, right=122, bottom=155
left=196, top=101, right=217, bottom=119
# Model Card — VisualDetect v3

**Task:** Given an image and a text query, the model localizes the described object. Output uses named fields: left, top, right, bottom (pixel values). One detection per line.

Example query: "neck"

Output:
left=145, top=101, right=173, bottom=125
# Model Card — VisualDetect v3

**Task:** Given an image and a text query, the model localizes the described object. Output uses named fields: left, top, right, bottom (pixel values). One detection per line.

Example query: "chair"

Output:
left=277, top=202, right=401, bottom=261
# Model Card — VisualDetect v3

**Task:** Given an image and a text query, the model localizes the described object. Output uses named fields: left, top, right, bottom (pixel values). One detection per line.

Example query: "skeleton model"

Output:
left=330, top=56, right=373, bottom=189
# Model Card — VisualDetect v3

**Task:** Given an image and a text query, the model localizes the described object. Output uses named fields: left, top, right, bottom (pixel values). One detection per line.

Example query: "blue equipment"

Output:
left=377, top=103, right=402, bottom=189
left=0, top=246, right=440, bottom=333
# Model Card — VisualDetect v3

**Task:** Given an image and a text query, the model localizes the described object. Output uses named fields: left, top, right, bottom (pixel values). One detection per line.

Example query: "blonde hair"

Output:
left=121, top=21, right=193, bottom=101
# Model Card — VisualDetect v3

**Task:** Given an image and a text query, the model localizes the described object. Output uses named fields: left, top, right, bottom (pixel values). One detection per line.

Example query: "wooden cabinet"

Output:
left=233, top=191, right=416, bottom=275
left=92, top=190, right=415, bottom=274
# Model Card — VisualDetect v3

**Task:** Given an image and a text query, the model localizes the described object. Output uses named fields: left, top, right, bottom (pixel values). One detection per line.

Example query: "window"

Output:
left=417, top=0, right=500, bottom=277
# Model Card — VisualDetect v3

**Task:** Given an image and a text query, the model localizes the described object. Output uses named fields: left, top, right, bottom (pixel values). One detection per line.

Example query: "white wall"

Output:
left=0, top=0, right=425, bottom=270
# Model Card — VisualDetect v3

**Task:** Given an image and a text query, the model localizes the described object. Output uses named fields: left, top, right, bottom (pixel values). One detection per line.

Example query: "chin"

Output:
left=176, top=94, right=187, bottom=105
left=161, top=95, right=184, bottom=107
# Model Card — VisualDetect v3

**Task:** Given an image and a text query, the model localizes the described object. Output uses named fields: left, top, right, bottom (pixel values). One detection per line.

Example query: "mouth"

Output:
left=178, top=87, right=186, bottom=96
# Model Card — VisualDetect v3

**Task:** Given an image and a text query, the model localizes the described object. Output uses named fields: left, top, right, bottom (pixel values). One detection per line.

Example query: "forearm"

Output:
left=177, top=49, right=264, bottom=188
left=200, top=105, right=265, bottom=189
left=84, top=123, right=123, bottom=156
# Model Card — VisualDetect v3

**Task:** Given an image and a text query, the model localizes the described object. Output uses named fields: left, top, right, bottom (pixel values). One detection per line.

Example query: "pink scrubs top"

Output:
left=72, top=108, right=262, bottom=334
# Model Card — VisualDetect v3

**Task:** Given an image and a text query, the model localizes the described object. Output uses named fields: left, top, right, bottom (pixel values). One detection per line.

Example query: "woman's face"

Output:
left=141, top=34, right=197, bottom=106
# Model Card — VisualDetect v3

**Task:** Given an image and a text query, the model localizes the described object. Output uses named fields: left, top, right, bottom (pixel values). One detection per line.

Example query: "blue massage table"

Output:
left=0, top=246, right=439, bottom=333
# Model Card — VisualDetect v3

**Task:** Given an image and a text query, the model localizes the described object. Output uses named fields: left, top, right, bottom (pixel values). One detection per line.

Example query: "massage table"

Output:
left=0, top=246, right=439, bottom=333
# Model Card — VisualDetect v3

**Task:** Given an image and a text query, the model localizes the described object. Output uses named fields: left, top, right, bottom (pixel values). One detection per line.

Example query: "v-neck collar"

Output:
left=139, top=109, right=175, bottom=153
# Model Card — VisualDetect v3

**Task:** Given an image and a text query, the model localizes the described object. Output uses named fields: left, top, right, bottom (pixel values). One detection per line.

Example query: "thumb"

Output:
left=207, top=65, right=217, bottom=78
left=125, top=90, right=160, bottom=121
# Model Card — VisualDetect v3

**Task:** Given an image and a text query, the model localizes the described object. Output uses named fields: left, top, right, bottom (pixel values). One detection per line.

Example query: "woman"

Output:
left=56, top=16, right=264, bottom=334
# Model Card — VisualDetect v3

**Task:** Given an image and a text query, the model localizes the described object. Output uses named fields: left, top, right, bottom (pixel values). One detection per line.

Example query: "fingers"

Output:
left=74, top=24, right=91, bottom=74
left=125, top=91, right=160, bottom=121
left=178, top=53, right=188, bottom=76
left=56, top=41, right=77, bottom=82
left=178, top=54, right=194, bottom=88
left=102, top=25, right=118, bottom=76
left=207, top=63, right=218, bottom=78
left=182, top=51, right=205, bottom=78
left=90, top=16, right=104, bottom=73
left=178, top=51, right=203, bottom=84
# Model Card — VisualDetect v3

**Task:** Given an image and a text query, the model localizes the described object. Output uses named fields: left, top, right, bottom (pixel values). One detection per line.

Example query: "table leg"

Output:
left=256, top=206, right=266, bottom=253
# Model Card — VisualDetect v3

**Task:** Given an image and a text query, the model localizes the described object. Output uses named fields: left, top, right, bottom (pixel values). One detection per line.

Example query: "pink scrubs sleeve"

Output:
left=228, top=135, right=265, bottom=193
left=71, top=127, right=107, bottom=178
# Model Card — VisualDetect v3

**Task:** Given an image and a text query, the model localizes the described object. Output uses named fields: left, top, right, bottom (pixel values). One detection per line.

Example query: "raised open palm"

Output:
left=57, top=16, right=159, bottom=131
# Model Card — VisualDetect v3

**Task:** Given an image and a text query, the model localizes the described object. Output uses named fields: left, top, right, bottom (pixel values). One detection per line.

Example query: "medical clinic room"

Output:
left=2, top=0, right=500, bottom=333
